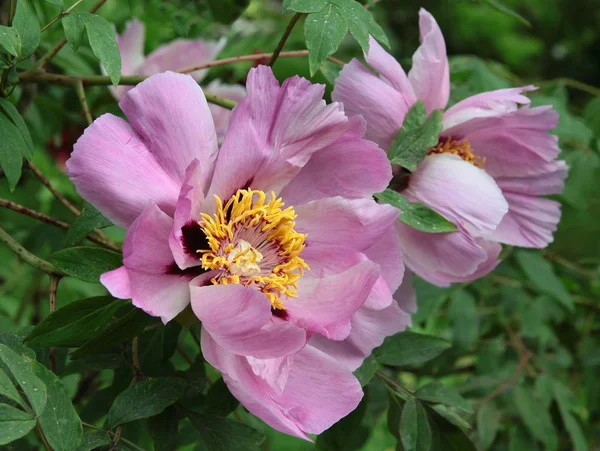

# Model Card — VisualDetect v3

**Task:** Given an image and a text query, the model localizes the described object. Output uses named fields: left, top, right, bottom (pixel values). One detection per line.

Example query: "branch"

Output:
left=74, top=80, right=93, bottom=125
left=40, top=0, right=85, bottom=33
left=0, top=225, right=64, bottom=275
left=27, top=161, right=80, bottom=215
left=36, top=0, right=108, bottom=70
left=480, top=349, right=532, bottom=403
left=83, top=422, right=148, bottom=451
left=268, top=13, right=303, bottom=66
left=0, top=197, right=120, bottom=251
left=48, top=275, right=61, bottom=373
left=179, top=50, right=312, bottom=74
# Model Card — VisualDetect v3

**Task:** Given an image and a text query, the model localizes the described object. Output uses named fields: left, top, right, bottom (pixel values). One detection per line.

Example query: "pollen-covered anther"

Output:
left=428, top=137, right=485, bottom=167
left=198, top=189, right=309, bottom=310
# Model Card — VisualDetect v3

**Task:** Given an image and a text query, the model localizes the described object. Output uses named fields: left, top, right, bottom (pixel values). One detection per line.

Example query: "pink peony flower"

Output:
left=111, top=19, right=246, bottom=140
left=67, top=66, right=412, bottom=439
left=332, top=8, right=568, bottom=286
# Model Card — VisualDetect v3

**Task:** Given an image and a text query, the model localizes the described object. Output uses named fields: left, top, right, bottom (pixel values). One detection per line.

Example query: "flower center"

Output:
left=428, top=137, right=485, bottom=167
left=198, top=189, right=309, bottom=310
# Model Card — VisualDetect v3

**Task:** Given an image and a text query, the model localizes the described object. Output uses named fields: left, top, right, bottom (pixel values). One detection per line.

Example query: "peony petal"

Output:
left=191, top=283, right=306, bottom=359
left=111, top=19, right=145, bottom=99
left=405, top=154, right=508, bottom=236
left=363, top=224, right=405, bottom=292
left=408, top=9, right=450, bottom=112
left=100, top=266, right=131, bottom=299
left=295, top=197, right=399, bottom=251
left=205, top=80, right=247, bottom=143
left=442, top=240, right=502, bottom=283
left=365, top=36, right=416, bottom=105
left=332, top=59, right=407, bottom=150
left=396, top=221, right=490, bottom=286
left=201, top=330, right=310, bottom=439
left=142, top=37, right=226, bottom=81
left=209, top=66, right=351, bottom=199
left=287, top=261, right=380, bottom=340
left=67, top=114, right=180, bottom=228
left=443, top=86, right=535, bottom=130
left=487, top=193, right=562, bottom=248
left=279, top=116, right=392, bottom=205
left=496, top=160, right=568, bottom=196
left=169, top=160, right=207, bottom=270
left=120, top=72, right=218, bottom=190
left=310, top=300, right=411, bottom=371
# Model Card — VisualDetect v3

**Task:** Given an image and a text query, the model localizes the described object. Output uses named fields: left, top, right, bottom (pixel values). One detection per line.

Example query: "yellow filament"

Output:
left=198, top=189, right=309, bottom=310
left=428, top=138, right=485, bottom=167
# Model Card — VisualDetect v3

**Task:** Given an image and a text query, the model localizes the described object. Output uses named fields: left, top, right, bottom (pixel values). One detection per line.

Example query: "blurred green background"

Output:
left=1, top=0, right=599, bottom=450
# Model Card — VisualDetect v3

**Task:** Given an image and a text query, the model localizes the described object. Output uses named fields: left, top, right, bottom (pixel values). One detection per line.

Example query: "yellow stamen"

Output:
left=428, top=137, right=485, bottom=167
left=198, top=189, right=309, bottom=311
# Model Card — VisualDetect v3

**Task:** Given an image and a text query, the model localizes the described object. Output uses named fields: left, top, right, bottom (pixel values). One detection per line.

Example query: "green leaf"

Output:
left=107, top=377, right=187, bottom=428
left=343, top=0, right=388, bottom=50
left=0, top=26, right=21, bottom=57
left=70, top=307, right=154, bottom=359
left=62, top=13, right=86, bottom=51
left=0, top=368, right=27, bottom=410
left=415, top=382, right=472, bottom=413
left=317, top=394, right=368, bottom=451
left=400, top=397, right=431, bottom=451
left=431, top=404, right=471, bottom=429
left=284, top=0, right=327, bottom=13
left=0, top=403, right=36, bottom=445
left=477, top=402, right=501, bottom=450
left=0, top=111, right=26, bottom=191
left=0, top=97, right=34, bottom=159
left=12, top=0, right=41, bottom=59
left=76, top=432, right=112, bottom=451
left=353, top=354, right=377, bottom=387
left=203, top=378, right=239, bottom=417
left=480, top=0, right=531, bottom=27
left=375, top=189, right=457, bottom=233
left=207, top=0, right=251, bottom=24
left=34, top=362, right=83, bottom=451
left=513, top=385, right=558, bottom=451
left=515, top=251, right=574, bottom=312
left=187, top=412, right=266, bottom=451
left=374, top=331, right=451, bottom=367
left=149, top=407, right=178, bottom=451
left=62, top=13, right=121, bottom=85
left=319, top=60, right=342, bottom=84
left=448, top=290, right=479, bottom=351
left=25, top=296, right=124, bottom=347
left=44, top=0, right=64, bottom=6
left=552, top=381, right=588, bottom=451
left=305, top=4, right=347, bottom=76
left=388, top=101, right=444, bottom=171
left=428, top=407, right=476, bottom=451
left=64, top=203, right=112, bottom=248
left=0, top=345, right=46, bottom=416
left=49, top=246, right=122, bottom=283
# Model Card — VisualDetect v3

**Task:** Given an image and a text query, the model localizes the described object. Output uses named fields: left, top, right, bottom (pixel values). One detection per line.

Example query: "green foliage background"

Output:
left=0, top=0, right=599, bottom=450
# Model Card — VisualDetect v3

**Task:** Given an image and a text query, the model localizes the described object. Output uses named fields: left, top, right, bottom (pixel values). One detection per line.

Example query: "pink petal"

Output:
left=442, top=240, right=502, bottom=283
left=117, top=205, right=203, bottom=323
left=396, top=222, right=491, bottom=286
left=201, top=330, right=310, bottom=439
left=310, top=300, right=411, bottom=371
left=407, top=9, right=450, bottom=112
left=487, top=193, right=562, bottom=248
left=246, top=355, right=294, bottom=395
left=111, top=19, right=145, bottom=99
left=279, top=116, right=392, bottom=205
left=365, top=36, right=416, bottom=106
left=295, top=197, right=399, bottom=251
left=363, top=224, right=405, bottom=293
left=287, top=261, right=380, bottom=340
left=142, top=38, right=226, bottom=81
left=332, top=59, right=407, bottom=150
left=67, top=114, right=180, bottom=228
left=450, top=106, right=561, bottom=179
left=443, top=86, right=535, bottom=130
left=205, top=80, right=247, bottom=143
left=100, top=266, right=131, bottom=299
left=208, top=66, right=351, bottom=199
left=120, top=72, right=218, bottom=189
left=496, top=160, right=568, bottom=196
left=405, top=154, right=508, bottom=236
left=169, top=160, right=206, bottom=270
left=191, top=283, right=306, bottom=359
